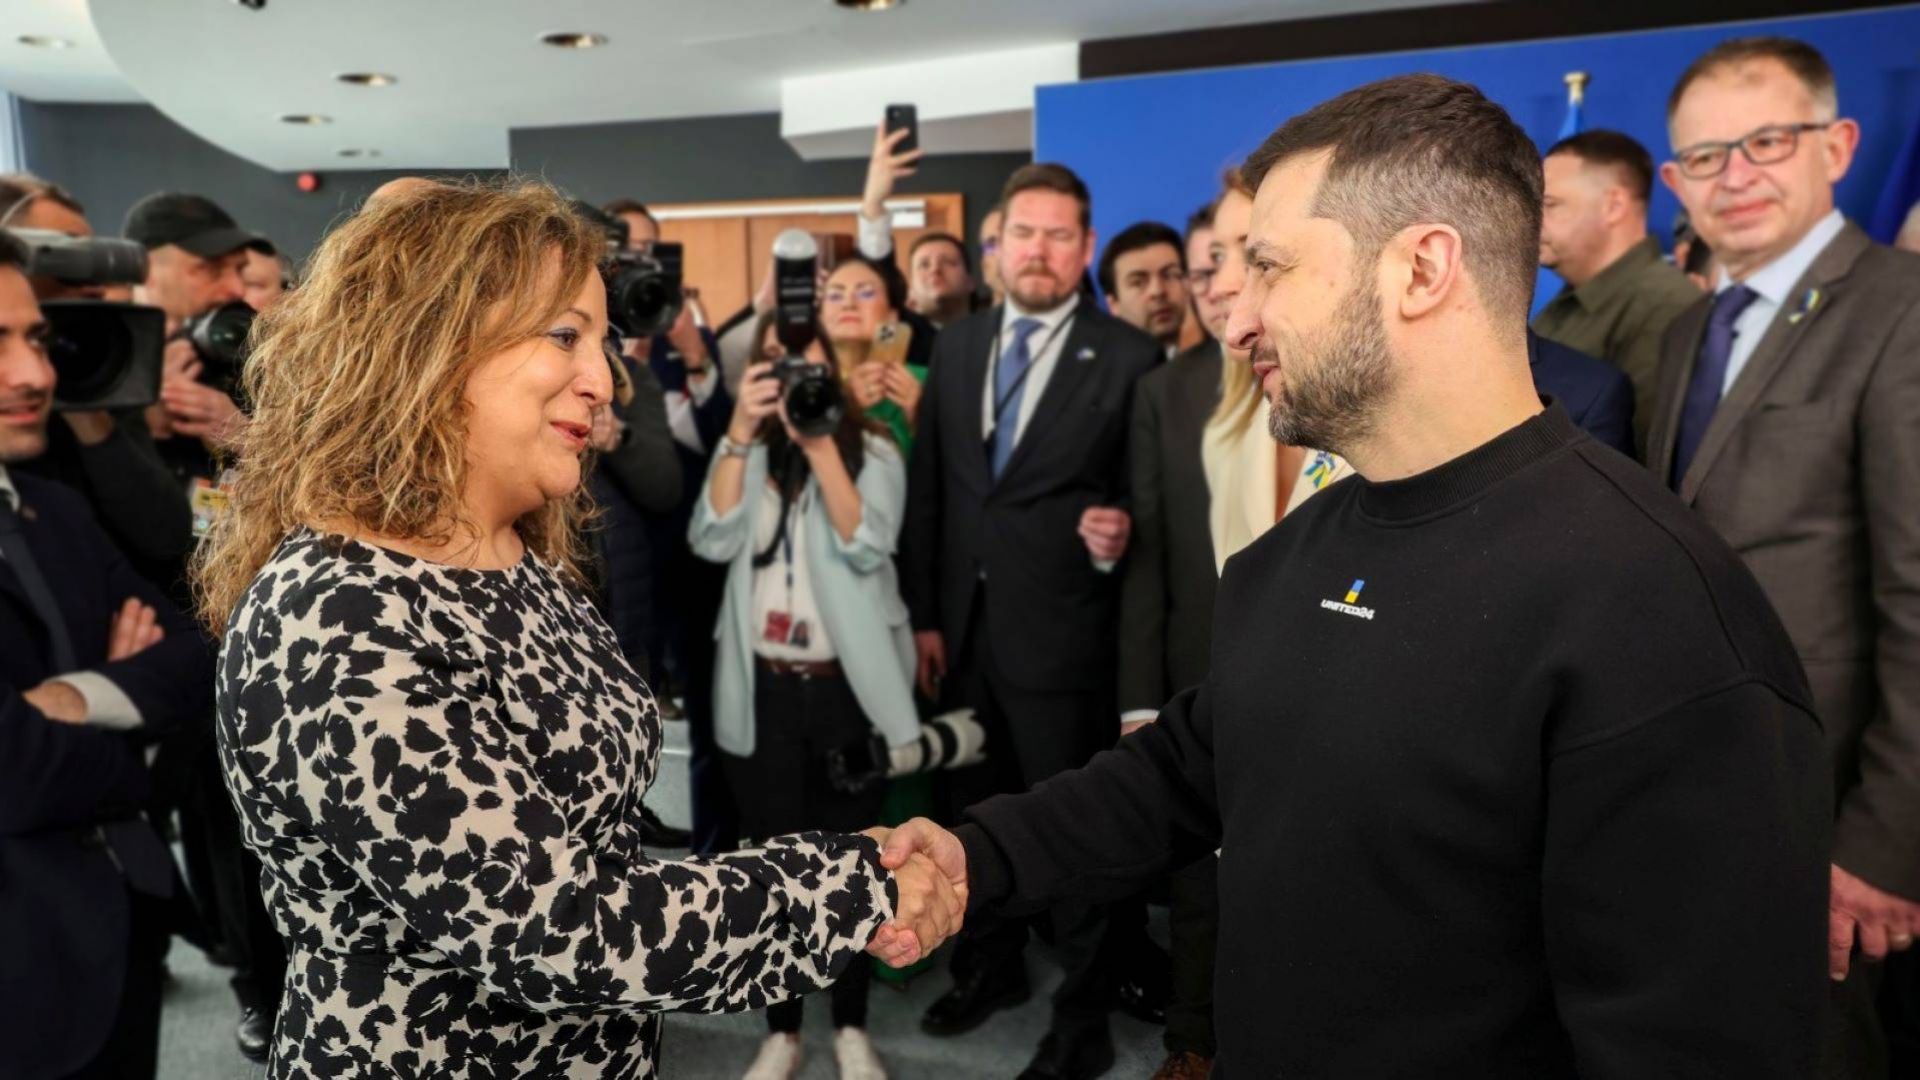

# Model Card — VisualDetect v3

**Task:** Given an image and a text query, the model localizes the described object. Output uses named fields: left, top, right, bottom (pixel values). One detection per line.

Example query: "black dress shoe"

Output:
left=1017, top=1029, right=1116, bottom=1080
left=637, top=805, right=691, bottom=848
left=235, top=1006, right=274, bottom=1063
left=1113, top=969, right=1169, bottom=1026
left=919, top=964, right=1030, bottom=1036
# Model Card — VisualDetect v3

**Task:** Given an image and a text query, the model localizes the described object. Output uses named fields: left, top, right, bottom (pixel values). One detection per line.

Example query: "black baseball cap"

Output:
left=123, top=193, right=276, bottom=259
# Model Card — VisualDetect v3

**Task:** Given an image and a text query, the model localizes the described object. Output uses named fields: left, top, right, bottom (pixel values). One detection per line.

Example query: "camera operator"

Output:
left=238, top=249, right=289, bottom=312
left=688, top=312, right=919, bottom=1078
left=122, top=190, right=286, bottom=1063
left=0, top=175, right=191, bottom=576
left=0, top=229, right=215, bottom=1080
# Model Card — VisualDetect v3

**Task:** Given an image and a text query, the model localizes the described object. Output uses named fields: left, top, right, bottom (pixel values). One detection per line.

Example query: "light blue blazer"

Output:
left=687, top=434, right=920, bottom=758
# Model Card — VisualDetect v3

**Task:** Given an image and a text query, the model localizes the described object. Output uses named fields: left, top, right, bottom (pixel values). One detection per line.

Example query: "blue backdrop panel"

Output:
left=1036, top=6, right=1920, bottom=314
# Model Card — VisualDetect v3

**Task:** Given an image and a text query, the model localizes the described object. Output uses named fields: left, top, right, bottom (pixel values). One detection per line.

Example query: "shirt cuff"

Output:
left=55, top=672, right=144, bottom=730
left=1092, top=556, right=1118, bottom=574
left=685, top=366, right=719, bottom=407
left=857, top=209, right=894, bottom=260
left=1119, top=709, right=1158, bottom=728
left=666, top=396, right=705, bottom=455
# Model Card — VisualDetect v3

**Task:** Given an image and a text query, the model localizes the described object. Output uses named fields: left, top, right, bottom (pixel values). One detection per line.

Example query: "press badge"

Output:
left=190, top=472, right=235, bottom=538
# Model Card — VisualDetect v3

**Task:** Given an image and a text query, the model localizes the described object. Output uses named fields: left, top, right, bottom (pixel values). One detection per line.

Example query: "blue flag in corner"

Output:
left=1869, top=104, right=1920, bottom=245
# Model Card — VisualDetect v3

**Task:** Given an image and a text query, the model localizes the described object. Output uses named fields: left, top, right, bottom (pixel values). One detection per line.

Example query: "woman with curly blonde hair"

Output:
left=194, top=178, right=958, bottom=1078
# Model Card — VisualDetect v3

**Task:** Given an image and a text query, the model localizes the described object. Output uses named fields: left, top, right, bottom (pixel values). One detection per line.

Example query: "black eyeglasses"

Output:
left=1672, top=122, right=1832, bottom=179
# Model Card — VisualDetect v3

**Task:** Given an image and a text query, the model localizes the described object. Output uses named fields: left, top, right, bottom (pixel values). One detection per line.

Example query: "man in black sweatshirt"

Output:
left=869, top=74, right=1830, bottom=1079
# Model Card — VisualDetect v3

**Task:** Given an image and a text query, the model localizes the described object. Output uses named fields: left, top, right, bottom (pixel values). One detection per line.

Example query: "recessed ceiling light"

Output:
left=278, top=113, right=332, bottom=125
left=336, top=72, right=397, bottom=87
left=540, top=31, right=609, bottom=49
left=835, top=0, right=904, bottom=9
left=17, top=35, right=76, bottom=49
left=337, top=148, right=382, bottom=159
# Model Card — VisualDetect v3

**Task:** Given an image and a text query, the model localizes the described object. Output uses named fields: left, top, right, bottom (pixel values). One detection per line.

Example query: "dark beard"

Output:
left=1264, top=277, right=1394, bottom=454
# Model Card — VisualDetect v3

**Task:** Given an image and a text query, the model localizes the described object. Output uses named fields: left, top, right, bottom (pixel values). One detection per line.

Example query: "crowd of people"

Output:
left=1, top=29, right=1918, bottom=1080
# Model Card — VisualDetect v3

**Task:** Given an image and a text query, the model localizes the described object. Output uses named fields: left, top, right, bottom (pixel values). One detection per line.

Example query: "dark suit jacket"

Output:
left=1646, top=221, right=1920, bottom=897
left=902, top=303, right=1161, bottom=694
left=0, top=471, right=213, bottom=1079
left=1119, top=341, right=1222, bottom=714
left=1528, top=332, right=1635, bottom=458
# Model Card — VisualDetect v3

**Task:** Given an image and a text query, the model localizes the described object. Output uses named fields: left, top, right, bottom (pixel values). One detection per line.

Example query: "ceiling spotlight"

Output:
left=337, top=148, right=382, bottom=159
left=540, top=31, right=609, bottom=49
left=835, top=0, right=904, bottom=9
left=17, top=35, right=76, bottom=49
left=336, top=72, right=397, bottom=87
left=278, top=113, right=332, bottom=125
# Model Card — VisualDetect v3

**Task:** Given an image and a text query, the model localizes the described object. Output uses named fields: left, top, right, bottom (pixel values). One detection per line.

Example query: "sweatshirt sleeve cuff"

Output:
left=952, top=822, right=1012, bottom=915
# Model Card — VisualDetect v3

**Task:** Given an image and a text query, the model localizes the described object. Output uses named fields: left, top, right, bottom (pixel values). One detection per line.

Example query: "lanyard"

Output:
left=987, top=310, right=1075, bottom=428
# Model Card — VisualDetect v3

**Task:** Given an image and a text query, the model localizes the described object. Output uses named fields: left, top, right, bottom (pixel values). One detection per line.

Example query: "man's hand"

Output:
left=60, top=411, right=116, bottom=447
left=879, top=818, right=968, bottom=892
left=1830, top=864, right=1920, bottom=980
left=913, top=630, right=946, bottom=699
left=160, top=379, right=244, bottom=450
left=865, top=849, right=965, bottom=969
left=1079, top=506, right=1132, bottom=563
left=106, top=598, right=165, bottom=662
left=664, top=305, right=709, bottom=373
left=23, top=680, right=87, bottom=724
left=861, top=122, right=924, bottom=222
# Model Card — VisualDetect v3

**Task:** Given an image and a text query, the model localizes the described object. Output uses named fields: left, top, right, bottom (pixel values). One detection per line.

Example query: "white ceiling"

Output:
left=4, top=0, right=1453, bottom=171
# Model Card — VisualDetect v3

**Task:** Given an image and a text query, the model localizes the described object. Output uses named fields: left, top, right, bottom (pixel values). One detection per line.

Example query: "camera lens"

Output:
left=47, top=316, right=133, bottom=401
left=781, top=364, right=844, bottom=439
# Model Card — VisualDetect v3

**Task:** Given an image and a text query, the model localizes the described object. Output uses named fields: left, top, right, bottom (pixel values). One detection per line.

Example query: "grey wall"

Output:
left=16, top=102, right=505, bottom=264
left=510, top=112, right=1028, bottom=250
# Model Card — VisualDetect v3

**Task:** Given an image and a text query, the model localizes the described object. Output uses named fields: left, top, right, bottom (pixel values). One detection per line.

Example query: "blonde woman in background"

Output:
left=1202, top=169, right=1352, bottom=569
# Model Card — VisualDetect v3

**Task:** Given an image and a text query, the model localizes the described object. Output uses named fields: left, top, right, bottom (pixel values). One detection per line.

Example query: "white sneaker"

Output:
left=833, top=1027, right=887, bottom=1080
left=742, top=1033, right=803, bottom=1080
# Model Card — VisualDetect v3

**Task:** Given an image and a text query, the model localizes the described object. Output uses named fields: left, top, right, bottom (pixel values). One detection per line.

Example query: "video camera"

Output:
left=763, top=229, right=843, bottom=439
left=571, top=200, right=685, bottom=339
left=8, top=228, right=167, bottom=412
left=181, top=300, right=256, bottom=396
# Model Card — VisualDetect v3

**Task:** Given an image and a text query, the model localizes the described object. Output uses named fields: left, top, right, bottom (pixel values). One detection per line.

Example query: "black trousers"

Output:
left=660, top=550, right=735, bottom=857
left=940, top=604, right=1116, bottom=1041
left=64, top=889, right=167, bottom=1080
left=188, top=744, right=287, bottom=1014
left=1165, top=855, right=1219, bottom=1057
left=723, top=664, right=889, bottom=1033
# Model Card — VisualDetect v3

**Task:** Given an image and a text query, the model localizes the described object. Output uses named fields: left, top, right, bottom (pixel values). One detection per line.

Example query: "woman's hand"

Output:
left=861, top=122, right=925, bottom=223
left=880, top=364, right=922, bottom=424
left=726, top=362, right=780, bottom=445
left=848, top=362, right=887, bottom=411
left=866, top=851, right=965, bottom=968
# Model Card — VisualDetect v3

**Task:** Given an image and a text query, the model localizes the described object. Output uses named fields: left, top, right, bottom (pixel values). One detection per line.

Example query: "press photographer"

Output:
left=0, top=175, right=189, bottom=575
left=687, top=230, right=921, bottom=1074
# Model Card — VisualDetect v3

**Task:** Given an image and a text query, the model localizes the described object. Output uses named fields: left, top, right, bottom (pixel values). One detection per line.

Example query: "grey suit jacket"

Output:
left=1647, top=221, right=1920, bottom=897
left=1119, top=341, right=1222, bottom=715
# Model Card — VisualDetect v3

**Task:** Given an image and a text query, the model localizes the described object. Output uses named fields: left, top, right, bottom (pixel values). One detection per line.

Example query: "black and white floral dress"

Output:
left=216, top=531, right=897, bottom=1078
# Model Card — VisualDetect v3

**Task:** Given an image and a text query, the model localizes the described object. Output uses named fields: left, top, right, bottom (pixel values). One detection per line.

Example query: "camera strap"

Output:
left=986, top=312, right=1075, bottom=428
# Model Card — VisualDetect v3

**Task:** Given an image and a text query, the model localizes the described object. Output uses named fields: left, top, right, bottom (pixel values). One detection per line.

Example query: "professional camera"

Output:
left=180, top=300, right=256, bottom=395
left=825, top=709, right=988, bottom=795
left=8, top=228, right=166, bottom=411
left=761, top=228, right=843, bottom=439
left=9, top=228, right=147, bottom=288
left=604, top=242, right=683, bottom=338
left=43, top=301, right=166, bottom=412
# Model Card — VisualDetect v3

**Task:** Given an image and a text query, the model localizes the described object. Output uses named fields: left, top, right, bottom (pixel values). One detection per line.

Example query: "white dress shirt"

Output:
left=1715, top=208, right=1846, bottom=394
left=0, top=464, right=143, bottom=728
left=980, top=292, right=1081, bottom=449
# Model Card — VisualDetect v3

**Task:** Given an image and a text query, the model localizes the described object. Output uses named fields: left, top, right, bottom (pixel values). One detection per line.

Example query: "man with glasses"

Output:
left=1649, top=36, right=1920, bottom=1079
left=1099, top=221, right=1191, bottom=359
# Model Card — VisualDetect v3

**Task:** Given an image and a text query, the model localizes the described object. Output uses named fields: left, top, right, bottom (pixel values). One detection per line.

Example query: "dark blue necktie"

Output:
left=990, top=317, right=1043, bottom=479
left=0, top=492, right=78, bottom=672
left=1670, top=284, right=1760, bottom=488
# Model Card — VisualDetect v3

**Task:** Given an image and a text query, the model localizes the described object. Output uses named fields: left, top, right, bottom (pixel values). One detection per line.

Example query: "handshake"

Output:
left=860, top=819, right=969, bottom=969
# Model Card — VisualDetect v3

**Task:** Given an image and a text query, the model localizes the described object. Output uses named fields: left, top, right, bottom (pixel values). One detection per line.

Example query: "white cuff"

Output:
left=857, top=209, right=894, bottom=260
left=1092, top=556, right=1119, bottom=574
left=685, top=366, right=719, bottom=406
left=1119, top=709, right=1158, bottom=728
left=666, top=395, right=705, bottom=454
left=55, top=672, right=144, bottom=730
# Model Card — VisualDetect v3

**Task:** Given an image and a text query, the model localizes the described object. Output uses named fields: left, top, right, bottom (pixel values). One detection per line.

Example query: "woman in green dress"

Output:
left=819, top=257, right=925, bottom=454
